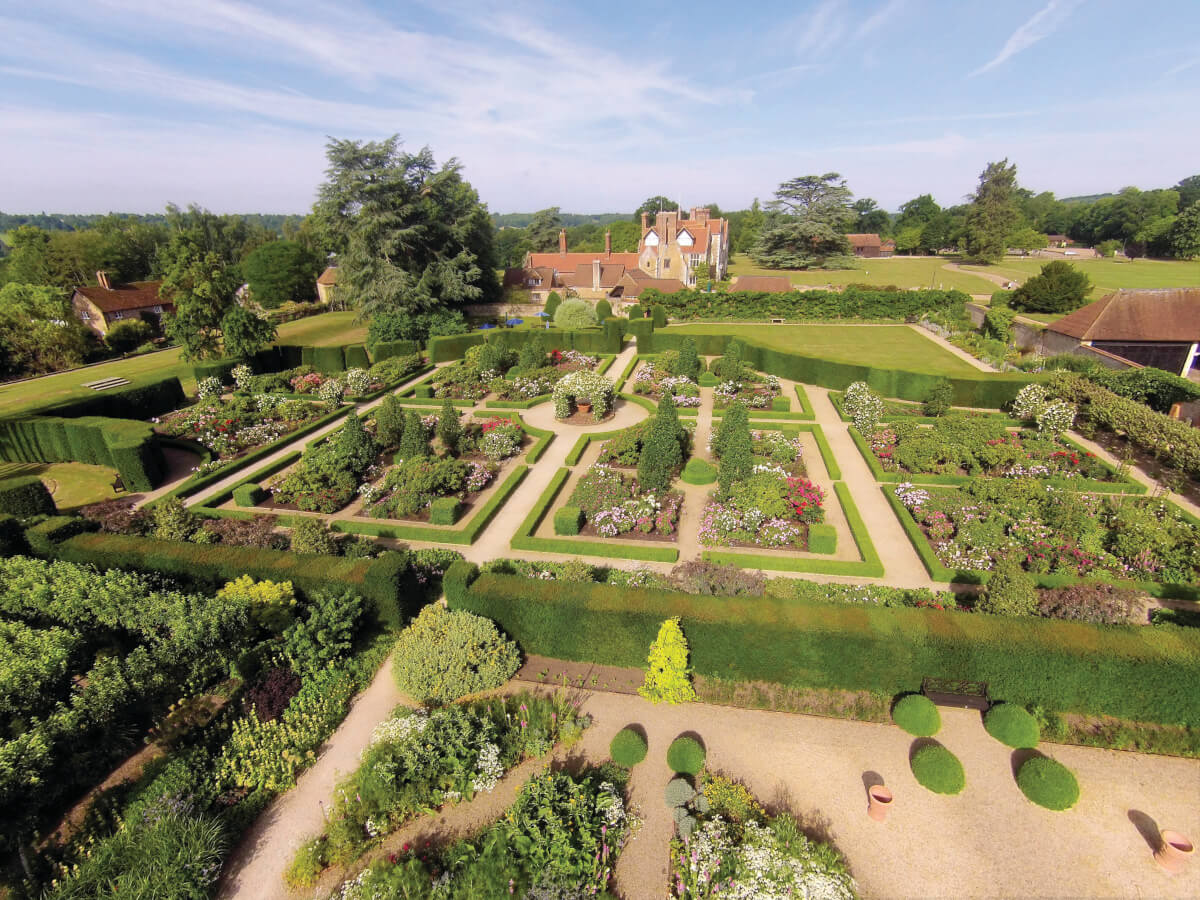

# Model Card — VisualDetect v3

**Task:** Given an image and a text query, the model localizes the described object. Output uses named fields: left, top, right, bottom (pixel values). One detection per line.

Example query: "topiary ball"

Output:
left=610, top=727, right=648, bottom=767
left=665, top=777, right=696, bottom=808
left=681, top=458, right=717, bottom=485
left=892, top=694, right=941, bottom=737
left=910, top=743, right=966, bottom=795
left=984, top=703, right=1040, bottom=749
left=1016, top=756, right=1079, bottom=811
left=667, top=736, right=706, bottom=775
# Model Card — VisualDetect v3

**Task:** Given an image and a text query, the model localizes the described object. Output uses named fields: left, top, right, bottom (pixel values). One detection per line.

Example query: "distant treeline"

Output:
left=492, top=212, right=627, bottom=228
left=0, top=212, right=306, bottom=235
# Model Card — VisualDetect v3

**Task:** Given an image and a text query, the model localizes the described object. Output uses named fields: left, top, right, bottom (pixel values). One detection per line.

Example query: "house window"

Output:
left=80, top=310, right=90, bottom=321
left=111, top=311, right=124, bottom=320
left=152, top=305, right=163, bottom=313
left=664, top=259, right=670, bottom=271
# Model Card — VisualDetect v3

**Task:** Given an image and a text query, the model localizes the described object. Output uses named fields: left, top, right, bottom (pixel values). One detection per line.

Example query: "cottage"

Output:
left=1043, top=288, right=1200, bottom=377
left=845, top=234, right=883, bottom=258
left=71, top=272, right=170, bottom=337
left=316, top=266, right=338, bottom=303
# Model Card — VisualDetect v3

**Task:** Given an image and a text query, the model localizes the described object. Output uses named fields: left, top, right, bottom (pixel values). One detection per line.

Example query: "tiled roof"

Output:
left=526, top=251, right=640, bottom=270
left=845, top=233, right=882, bottom=248
left=317, top=266, right=338, bottom=285
left=74, top=281, right=167, bottom=314
left=1047, top=288, right=1200, bottom=342
left=570, top=263, right=628, bottom=288
left=729, top=275, right=794, bottom=293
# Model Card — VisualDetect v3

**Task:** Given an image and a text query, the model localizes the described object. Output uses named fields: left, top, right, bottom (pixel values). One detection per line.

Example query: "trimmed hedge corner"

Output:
left=25, top=515, right=98, bottom=555
left=430, top=497, right=462, bottom=525
left=984, top=703, right=1041, bottom=749
left=232, top=482, right=268, bottom=508
left=554, top=505, right=583, bottom=535
left=1016, top=756, right=1079, bottom=810
left=414, top=385, right=433, bottom=399
left=807, top=523, right=837, bottom=555
left=892, top=694, right=941, bottom=736
left=0, top=476, right=56, bottom=517
left=910, top=743, right=965, bottom=795
left=667, top=736, right=706, bottom=775
left=610, top=727, right=648, bottom=767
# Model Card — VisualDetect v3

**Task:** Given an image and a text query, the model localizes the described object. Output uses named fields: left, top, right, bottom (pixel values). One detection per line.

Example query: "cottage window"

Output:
left=80, top=310, right=90, bottom=321
left=664, top=259, right=670, bottom=271
left=152, top=305, right=163, bottom=313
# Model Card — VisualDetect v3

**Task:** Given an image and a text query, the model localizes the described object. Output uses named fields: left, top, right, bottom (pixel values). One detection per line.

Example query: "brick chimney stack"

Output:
left=604, top=229, right=612, bottom=257
left=96, top=270, right=111, bottom=290
left=640, top=212, right=649, bottom=230
left=691, top=206, right=710, bottom=223
left=558, top=228, right=568, bottom=254
left=592, top=259, right=601, bottom=290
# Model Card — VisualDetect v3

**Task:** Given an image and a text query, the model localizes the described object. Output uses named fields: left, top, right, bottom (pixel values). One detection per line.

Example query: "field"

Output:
left=727, top=256, right=995, bottom=294
left=0, top=310, right=365, bottom=416
left=666, top=323, right=983, bottom=376
left=959, top=257, right=1200, bottom=299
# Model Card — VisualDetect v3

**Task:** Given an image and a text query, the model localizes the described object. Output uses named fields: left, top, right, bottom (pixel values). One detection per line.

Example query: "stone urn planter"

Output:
left=867, top=785, right=893, bottom=822
left=1155, top=830, right=1194, bottom=874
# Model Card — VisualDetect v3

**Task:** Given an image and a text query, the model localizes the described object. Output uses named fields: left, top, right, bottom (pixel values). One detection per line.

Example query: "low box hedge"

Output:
left=449, top=569, right=1200, bottom=726
left=24, top=515, right=98, bottom=555
left=0, top=475, right=56, bottom=517
left=414, top=385, right=433, bottom=399
left=793, top=384, right=814, bottom=419
left=232, top=482, right=268, bottom=507
left=698, top=372, right=718, bottom=387
left=807, top=523, right=837, bottom=554
left=554, top=505, right=583, bottom=535
left=430, top=497, right=461, bottom=525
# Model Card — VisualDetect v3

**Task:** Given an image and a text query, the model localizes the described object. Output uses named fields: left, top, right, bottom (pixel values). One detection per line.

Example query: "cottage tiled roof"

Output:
left=845, top=233, right=882, bottom=248
left=74, top=281, right=167, bottom=314
left=317, top=266, right=338, bottom=285
left=1047, top=288, right=1200, bottom=342
left=729, top=275, right=794, bottom=293
left=526, top=251, right=640, bottom=270
left=569, top=263, right=628, bottom=288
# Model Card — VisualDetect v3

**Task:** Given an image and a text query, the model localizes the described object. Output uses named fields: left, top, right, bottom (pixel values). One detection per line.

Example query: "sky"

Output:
left=1, top=0, right=1198, bottom=216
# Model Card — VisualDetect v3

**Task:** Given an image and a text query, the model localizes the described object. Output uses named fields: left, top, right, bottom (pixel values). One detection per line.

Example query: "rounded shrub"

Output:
left=665, top=777, right=696, bottom=808
left=1016, top=756, right=1079, bottom=811
left=681, top=458, right=717, bottom=485
left=554, top=298, right=598, bottom=330
left=892, top=694, right=941, bottom=737
left=910, top=743, right=965, bottom=795
left=610, top=727, right=648, bottom=767
left=667, top=736, right=706, bottom=775
left=983, top=703, right=1040, bottom=749
left=392, top=604, right=520, bottom=704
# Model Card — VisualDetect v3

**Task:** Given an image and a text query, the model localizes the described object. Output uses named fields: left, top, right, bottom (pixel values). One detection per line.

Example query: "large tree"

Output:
left=1169, top=200, right=1200, bottom=259
left=765, top=173, right=854, bottom=228
left=1010, top=261, right=1092, bottom=314
left=241, top=240, right=323, bottom=308
left=851, top=198, right=890, bottom=235
left=1174, top=175, right=1200, bottom=211
left=751, top=174, right=854, bottom=269
left=896, top=194, right=941, bottom=230
left=526, top=207, right=563, bottom=252
left=964, top=159, right=1022, bottom=264
left=316, top=136, right=500, bottom=321
left=161, top=244, right=242, bottom=361
left=0, top=283, right=96, bottom=377
left=632, top=196, right=679, bottom=222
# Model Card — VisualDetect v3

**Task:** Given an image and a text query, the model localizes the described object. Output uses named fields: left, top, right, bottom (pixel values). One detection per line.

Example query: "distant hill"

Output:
left=0, top=212, right=305, bottom=234
left=492, top=212, right=628, bottom=228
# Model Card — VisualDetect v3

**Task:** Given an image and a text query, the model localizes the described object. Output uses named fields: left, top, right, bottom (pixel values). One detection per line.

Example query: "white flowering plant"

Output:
left=843, top=381, right=883, bottom=435
left=197, top=376, right=223, bottom=402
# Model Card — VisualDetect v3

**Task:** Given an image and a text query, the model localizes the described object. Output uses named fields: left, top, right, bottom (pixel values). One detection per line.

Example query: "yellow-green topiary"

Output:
left=217, top=574, right=297, bottom=632
left=638, top=616, right=698, bottom=704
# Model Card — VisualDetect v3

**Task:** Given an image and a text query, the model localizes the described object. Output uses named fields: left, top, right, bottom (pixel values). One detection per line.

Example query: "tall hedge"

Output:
left=449, top=571, right=1200, bottom=726
left=302, top=345, right=347, bottom=373
left=429, top=328, right=620, bottom=363
left=0, top=476, right=56, bottom=517
left=641, top=286, right=969, bottom=322
left=0, top=416, right=163, bottom=491
left=344, top=344, right=371, bottom=369
left=48, top=532, right=417, bottom=629
left=373, top=339, right=421, bottom=361
left=638, top=330, right=1030, bottom=407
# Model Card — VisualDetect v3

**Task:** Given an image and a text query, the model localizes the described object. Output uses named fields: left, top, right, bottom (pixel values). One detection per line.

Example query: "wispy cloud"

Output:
left=1164, top=54, right=1200, bottom=78
left=970, top=0, right=1086, bottom=76
left=855, top=0, right=907, bottom=39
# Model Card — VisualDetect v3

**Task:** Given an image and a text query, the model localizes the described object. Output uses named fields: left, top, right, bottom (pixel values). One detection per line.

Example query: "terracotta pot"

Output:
left=867, top=785, right=893, bottom=822
left=577, top=402, right=592, bottom=415
left=1155, top=830, right=1195, bottom=874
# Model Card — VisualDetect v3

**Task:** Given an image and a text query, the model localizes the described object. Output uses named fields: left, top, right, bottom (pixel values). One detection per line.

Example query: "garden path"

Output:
left=177, top=362, right=455, bottom=510
left=907, top=322, right=1000, bottom=373
left=217, top=653, right=412, bottom=900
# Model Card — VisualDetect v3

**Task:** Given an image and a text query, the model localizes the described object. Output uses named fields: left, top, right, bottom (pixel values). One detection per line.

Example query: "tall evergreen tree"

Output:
left=516, top=333, right=545, bottom=372
left=526, top=207, right=563, bottom=252
left=964, top=159, right=1022, bottom=264
left=677, top=338, right=701, bottom=380
left=638, top=394, right=684, bottom=492
left=397, top=409, right=429, bottom=460
left=716, top=403, right=752, bottom=495
left=436, top=396, right=461, bottom=455
left=374, top=394, right=405, bottom=448
left=335, top=413, right=380, bottom=472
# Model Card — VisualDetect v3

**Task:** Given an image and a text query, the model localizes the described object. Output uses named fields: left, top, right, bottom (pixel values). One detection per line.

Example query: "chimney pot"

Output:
left=558, top=228, right=568, bottom=254
left=592, top=259, right=601, bottom=290
left=604, top=230, right=612, bottom=257
left=96, top=270, right=111, bottom=290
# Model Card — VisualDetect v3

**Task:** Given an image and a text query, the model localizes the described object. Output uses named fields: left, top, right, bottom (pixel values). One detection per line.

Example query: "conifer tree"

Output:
left=638, top=394, right=683, bottom=492
left=335, top=413, right=379, bottom=472
left=716, top=403, right=752, bottom=494
left=677, top=338, right=701, bottom=380
left=436, top=396, right=461, bottom=455
left=638, top=616, right=697, bottom=704
left=516, top=333, right=545, bottom=372
left=374, top=394, right=405, bottom=448
left=397, top=409, right=429, bottom=460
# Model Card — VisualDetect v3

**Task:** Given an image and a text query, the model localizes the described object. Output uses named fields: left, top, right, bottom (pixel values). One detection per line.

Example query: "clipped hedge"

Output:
left=681, top=458, right=716, bottom=485
left=807, top=523, right=837, bottom=555
left=639, top=330, right=1031, bottom=407
left=0, top=514, right=26, bottom=555
left=344, top=344, right=370, bottom=370
left=46, top=532, right=416, bottom=628
left=983, top=703, right=1040, bottom=749
left=666, top=737, right=706, bottom=775
left=0, top=476, right=56, bottom=517
left=910, top=743, right=965, bottom=795
left=1016, top=756, right=1079, bottom=810
left=46, top=376, right=187, bottom=420
left=373, top=339, right=421, bottom=360
left=301, top=345, right=347, bottom=373
left=448, top=570, right=1200, bottom=726
left=430, top=497, right=461, bottom=525
left=25, top=515, right=98, bottom=555
left=554, top=505, right=583, bottom=535
left=0, top=416, right=164, bottom=492
left=892, top=694, right=941, bottom=736
left=232, top=483, right=268, bottom=508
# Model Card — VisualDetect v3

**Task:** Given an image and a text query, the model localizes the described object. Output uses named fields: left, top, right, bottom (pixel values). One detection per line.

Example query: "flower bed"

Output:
left=670, top=773, right=856, bottom=899
left=632, top=360, right=702, bottom=407
left=713, top=373, right=781, bottom=410
left=360, top=456, right=497, bottom=520
left=568, top=465, right=682, bottom=539
left=867, top=418, right=1120, bottom=482
left=266, top=416, right=380, bottom=513
left=155, top=394, right=326, bottom=461
left=893, top=479, right=1200, bottom=582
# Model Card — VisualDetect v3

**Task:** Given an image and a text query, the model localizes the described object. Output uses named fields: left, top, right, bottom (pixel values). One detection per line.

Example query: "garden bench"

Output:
left=921, top=677, right=990, bottom=711
left=112, top=475, right=125, bottom=494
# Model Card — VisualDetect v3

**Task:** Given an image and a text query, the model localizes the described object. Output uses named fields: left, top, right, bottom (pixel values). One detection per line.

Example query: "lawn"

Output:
left=0, top=310, right=367, bottom=417
left=666, top=323, right=983, bottom=376
left=959, top=257, right=1200, bottom=299
left=726, top=255, right=997, bottom=295
left=0, top=461, right=118, bottom=510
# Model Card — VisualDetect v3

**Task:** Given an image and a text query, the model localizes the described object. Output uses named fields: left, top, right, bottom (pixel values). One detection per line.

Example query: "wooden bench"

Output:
left=921, top=677, right=990, bottom=711
left=112, top=475, right=125, bottom=494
